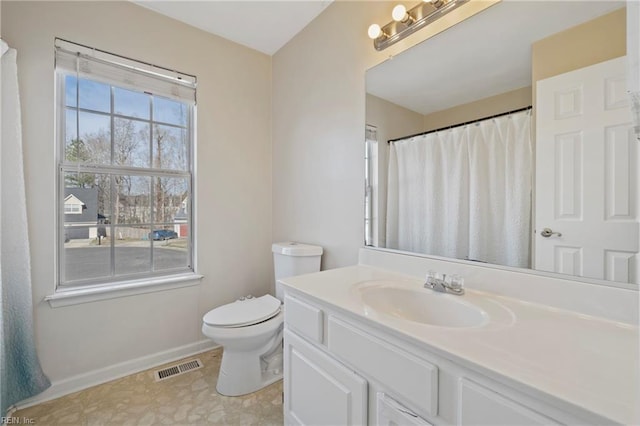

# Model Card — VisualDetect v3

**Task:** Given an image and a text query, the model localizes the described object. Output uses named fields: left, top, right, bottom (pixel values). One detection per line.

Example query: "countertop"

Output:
left=279, top=265, right=640, bottom=425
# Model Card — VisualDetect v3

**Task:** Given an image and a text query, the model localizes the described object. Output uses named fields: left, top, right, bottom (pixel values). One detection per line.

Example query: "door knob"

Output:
left=540, top=228, right=562, bottom=238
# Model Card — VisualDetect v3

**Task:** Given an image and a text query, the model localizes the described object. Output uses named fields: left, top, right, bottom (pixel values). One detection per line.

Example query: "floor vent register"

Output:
left=154, top=358, right=203, bottom=382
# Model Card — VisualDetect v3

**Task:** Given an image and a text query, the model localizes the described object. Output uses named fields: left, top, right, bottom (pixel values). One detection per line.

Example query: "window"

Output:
left=64, top=204, right=82, bottom=214
left=364, top=125, right=378, bottom=247
left=55, top=39, right=197, bottom=288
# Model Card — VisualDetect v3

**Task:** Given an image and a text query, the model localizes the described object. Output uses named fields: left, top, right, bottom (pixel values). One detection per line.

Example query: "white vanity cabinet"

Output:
left=283, top=291, right=598, bottom=426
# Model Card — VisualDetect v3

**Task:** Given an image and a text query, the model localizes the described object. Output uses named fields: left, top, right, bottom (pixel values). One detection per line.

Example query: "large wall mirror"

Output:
left=365, top=0, right=638, bottom=289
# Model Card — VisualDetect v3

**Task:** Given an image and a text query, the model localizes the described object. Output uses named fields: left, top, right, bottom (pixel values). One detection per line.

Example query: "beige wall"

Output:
left=532, top=8, right=626, bottom=84
left=366, top=94, right=424, bottom=142
left=2, top=1, right=272, bottom=384
left=423, top=86, right=532, bottom=132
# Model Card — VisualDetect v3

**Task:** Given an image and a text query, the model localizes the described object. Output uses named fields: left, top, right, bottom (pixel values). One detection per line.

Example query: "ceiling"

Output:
left=133, top=1, right=333, bottom=55
left=366, top=1, right=625, bottom=115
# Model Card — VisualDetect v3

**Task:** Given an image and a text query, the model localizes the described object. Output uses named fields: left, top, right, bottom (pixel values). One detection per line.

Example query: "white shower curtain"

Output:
left=386, top=110, right=532, bottom=268
left=387, top=127, right=470, bottom=259
left=1, top=40, right=50, bottom=416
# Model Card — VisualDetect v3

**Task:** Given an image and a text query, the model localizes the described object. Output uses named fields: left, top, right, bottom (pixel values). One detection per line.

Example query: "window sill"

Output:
left=45, top=273, right=204, bottom=308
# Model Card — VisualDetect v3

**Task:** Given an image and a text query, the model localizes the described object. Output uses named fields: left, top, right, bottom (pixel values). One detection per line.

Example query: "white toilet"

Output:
left=201, top=242, right=323, bottom=396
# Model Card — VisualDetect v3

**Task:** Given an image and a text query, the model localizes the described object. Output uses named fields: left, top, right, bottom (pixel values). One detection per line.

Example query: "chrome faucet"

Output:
left=424, top=271, right=465, bottom=295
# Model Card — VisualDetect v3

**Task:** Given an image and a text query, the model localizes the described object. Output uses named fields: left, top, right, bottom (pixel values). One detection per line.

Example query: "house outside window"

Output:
left=55, top=39, right=197, bottom=288
left=64, top=194, right=85, bottom=214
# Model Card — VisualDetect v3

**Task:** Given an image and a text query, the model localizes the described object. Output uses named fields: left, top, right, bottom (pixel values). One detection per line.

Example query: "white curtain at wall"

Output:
left=386, top=110, right=532, bottom=268
left=1, top=40, right=50, bottom=416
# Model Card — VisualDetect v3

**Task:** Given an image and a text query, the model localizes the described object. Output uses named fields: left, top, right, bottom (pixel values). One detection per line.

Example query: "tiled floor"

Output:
left=12, top=348, right=284, bottom=425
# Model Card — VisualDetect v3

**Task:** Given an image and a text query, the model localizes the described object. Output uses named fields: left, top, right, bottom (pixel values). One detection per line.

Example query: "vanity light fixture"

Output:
left=368, top=0, right=470, bottom=51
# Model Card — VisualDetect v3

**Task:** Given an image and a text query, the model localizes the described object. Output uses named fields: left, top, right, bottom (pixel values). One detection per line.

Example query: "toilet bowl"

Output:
left=202, top=294, right=284, bottom=396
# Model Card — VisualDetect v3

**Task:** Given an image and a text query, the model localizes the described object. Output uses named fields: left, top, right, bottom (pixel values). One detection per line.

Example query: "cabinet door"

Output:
left=458, top=379, right=559, bottom=426
left=284, top=330, right=367, bottom=426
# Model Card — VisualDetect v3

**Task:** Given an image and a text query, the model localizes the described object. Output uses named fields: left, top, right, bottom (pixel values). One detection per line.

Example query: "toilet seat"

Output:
left=203, top=294, right=281, bottom=328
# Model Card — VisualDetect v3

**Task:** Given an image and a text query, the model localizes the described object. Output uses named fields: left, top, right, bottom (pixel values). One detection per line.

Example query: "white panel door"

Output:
left=283, top=330, right=367, bottom=426
left=535, top=56, right=639, bottom=283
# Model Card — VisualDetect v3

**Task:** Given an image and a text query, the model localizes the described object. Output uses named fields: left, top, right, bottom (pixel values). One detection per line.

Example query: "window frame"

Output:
left=54, top=55, right=197, bottom=291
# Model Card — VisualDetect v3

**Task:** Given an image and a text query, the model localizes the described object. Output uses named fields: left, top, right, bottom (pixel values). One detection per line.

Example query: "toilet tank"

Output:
left=272, top=242, right=323, bottom=301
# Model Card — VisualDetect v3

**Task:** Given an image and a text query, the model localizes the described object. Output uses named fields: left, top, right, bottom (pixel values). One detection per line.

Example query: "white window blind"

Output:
left=55, top=38, right=196, bottom=105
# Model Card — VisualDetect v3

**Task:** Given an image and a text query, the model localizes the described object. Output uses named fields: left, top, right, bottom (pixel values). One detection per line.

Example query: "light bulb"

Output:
left=392, top=4, right=407, bottom=22
left=368, top=24, right=382, bottom=39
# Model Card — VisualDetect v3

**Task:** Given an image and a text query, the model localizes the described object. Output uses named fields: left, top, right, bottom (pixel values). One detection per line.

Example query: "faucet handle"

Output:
left=426, top=270, right=443, bottom=281
left=445, top=274, right=465, bottom=293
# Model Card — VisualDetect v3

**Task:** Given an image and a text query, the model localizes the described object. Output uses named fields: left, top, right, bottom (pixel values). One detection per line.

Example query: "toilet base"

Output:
left=216, top=346, right=283, bottom=396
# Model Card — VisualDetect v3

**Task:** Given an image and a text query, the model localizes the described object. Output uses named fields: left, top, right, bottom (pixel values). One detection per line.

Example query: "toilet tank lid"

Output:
left=272, top=242, right=323, bottom=256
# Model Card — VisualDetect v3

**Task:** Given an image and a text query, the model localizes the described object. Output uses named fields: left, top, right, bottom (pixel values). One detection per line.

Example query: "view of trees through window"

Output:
left=61, top=75, right=193, bottom=285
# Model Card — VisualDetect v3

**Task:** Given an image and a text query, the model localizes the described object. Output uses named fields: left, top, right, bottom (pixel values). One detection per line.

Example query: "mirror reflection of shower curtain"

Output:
left=386, top=110, right=532, bottom=268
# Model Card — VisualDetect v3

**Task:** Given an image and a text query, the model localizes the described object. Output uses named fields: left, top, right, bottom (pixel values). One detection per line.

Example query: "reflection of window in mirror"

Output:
left=365, top=125, right=378, bottom=247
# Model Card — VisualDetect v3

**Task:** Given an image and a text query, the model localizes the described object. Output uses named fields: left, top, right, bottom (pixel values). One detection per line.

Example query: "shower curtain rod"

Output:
left=388, top=105, right=532, bottom=143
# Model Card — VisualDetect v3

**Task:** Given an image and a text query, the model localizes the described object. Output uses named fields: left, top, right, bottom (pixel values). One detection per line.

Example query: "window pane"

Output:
left=78, top=78, right=110, bottom=113
left=78, top=111, right=111, bottom=164
left=153, top=177, right=188, bottom=224
left=114, top=87, right=150, bottom=120
left=64, top=108, right=79, bottom=161
left=114, top=118, right=150, bottom=168
left=152, top=124, right=188, bottom=171
left=113, top=175, right=151, bottom=224
left=64, top=172, right=112, bottom=225
left=154, top=97, right=187, bottom=127
left=65, top=75, right=77, bottom=107
left=63, top=226, right=111, bottom=283
left=114, top=226, right=151, bottom=276
left=153, top=224, right=189, bottom=271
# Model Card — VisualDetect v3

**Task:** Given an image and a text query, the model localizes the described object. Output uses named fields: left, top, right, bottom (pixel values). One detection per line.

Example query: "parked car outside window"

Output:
left=149, top=229, right=178, bottom=240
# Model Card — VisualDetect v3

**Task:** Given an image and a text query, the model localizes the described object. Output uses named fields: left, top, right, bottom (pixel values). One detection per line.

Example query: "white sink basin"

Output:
left=353, top=281, right=489, bottom=328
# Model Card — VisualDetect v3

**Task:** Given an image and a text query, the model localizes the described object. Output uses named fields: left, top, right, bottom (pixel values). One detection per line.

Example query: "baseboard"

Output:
left=15, top=339, right=218, bottom=410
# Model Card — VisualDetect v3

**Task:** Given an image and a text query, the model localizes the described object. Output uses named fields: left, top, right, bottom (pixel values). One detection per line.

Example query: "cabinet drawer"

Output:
left=284, top=295, right=323, bottom=343
left=328, top=316, right=438, bottom=418
left=458, top=379, right=559, bottom=426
